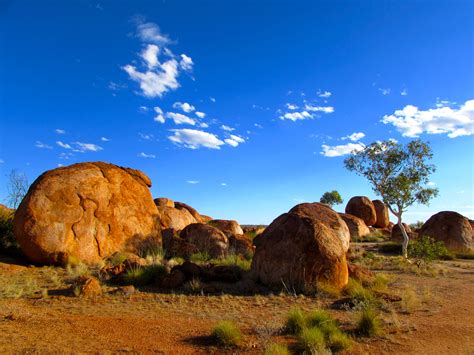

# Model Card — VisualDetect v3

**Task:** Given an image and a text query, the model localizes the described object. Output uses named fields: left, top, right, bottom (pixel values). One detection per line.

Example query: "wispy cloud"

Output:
left=168, top=129, right=224, bottom=149
left=56, top=141, right=72, bottom=149
left=100, top=137, right=110, bottom=142
left=382, top=99, right=474, bottom=138
left=138, top=152, right=156, bottom=158
left=153, top=106, right=165, bottom=123
left=280, top=111, right=313, bottom=121
left=321, top=142, right=365, bottom=157
left=186, top=180, right=199, bottom=184
left=317, top=90, right=332, bottom=98
left=224, top=134, right=245, bottom=147
left=73, top=142, right=103, bottom=152
left=166, top=112, right=196, bottom=125
left=173, top=101, right=195, bottom=113
left=286, top=103, right=299, bottom=110
left=55, top=129, right=66, bottom=134
left=342, top=132, right=365, bottom=142
left=304, top=104, right=334, bottom=113
left=138, top=133, right=154, bottom=140
left=378, top=88, right=391, bottom=95
left=136, top=20, right=171, bottom=44
left=221, top=125, right=235, bottom=132
left=401, top=88, right=408, bottom=96
left=195, top=111, right=206, bottom=119
left=35, top=141, right=52, bottom=149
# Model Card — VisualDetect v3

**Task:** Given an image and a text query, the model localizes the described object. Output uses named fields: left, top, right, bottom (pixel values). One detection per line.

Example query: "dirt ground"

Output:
left=0, top=254, right=473, bottom=354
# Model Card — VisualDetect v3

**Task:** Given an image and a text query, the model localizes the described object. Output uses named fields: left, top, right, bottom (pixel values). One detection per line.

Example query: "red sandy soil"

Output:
left=0, top=257, right=473, bottom=354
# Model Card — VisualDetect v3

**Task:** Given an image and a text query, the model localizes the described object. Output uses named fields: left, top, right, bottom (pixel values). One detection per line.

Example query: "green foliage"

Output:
left=297, top=327, right=326, bottom=354
left=208, top=253, right=252, bottom=271
left=263, top=343, right=290, bottom=355
left=211, top=321, right=242, bottom=346
left=408, top=236, right=453, bottom=262
left=0, top=210, right=19, bottom=253
left=343, top=278, right=376, bottom=305
left=356, top=307, right=381, bottom=337
left=328, top=330, right=352, bottom=353
left=409, top=220, right=424, bottom=230
left=285, top=308, right=307, bottom=335
left=190, top=252, right=212, bottom=263
left=320, top=190, right=343, bottom=207
left=122, top=264, right=167, bottom=286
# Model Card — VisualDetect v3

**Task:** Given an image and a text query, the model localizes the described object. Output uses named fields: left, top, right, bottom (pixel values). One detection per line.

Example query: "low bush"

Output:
left=297, top=327, right=326, bottom=354
left=356, top=307, right=381, bottom=337
left=122, top=264, right=167, bottom=286
left=284, top=308, right=307, bottom=335
left=263, top=343, right=290, bottom=355
left=408, top=236, right=453, bottom=262
left=0, top=210, right=20, bottom=253
left=211, top=320, right=242, bottom=346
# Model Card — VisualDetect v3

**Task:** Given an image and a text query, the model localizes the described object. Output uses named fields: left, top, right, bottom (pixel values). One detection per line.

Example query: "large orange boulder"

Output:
left=179, top=223, right=229, bottom=258
left=345, top=196, right=377, bottom=226
left=419, top=211, right=474, bottom=252
left=251, top=203, right=349, bottom=292
left=391, top=223, right=415, bottom=242
left=13, top=162, right=160, bottom=265
left=154, top=197, right=175, bottom=208
left=174, top=202, right=203, bottom=222
left=208, top=219, right=244, bottom=236
left=339, top=213, right=370, bottom=240
left=372, top=200, right=390, bottom=228
left=156, top=206, right=197, bottom=231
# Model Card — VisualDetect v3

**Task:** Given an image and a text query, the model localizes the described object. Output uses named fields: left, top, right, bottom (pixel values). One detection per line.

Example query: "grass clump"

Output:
left=0, top=210, right=20, bottom=253
left=122, top=264, right=167, bottom=286
left=263, top=343, right=290, bottom=355
left=209, top=253, right=252, bottom=271
left=297, top=327, right=326, bottom=354
left=284, top=308, right=307, bottom=335
left=190, top=252, right=212, bottom=263
left=355, top=307, right=381, bottom=337
left=211, top=320, right=242, bottom=347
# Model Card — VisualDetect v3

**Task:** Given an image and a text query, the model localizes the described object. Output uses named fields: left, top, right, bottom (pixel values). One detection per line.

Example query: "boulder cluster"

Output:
left=9, top=162, right=474, bottom=294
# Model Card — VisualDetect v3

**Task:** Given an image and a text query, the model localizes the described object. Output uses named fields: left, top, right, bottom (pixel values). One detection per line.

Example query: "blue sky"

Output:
left=0, top=0, right=473, bottom=224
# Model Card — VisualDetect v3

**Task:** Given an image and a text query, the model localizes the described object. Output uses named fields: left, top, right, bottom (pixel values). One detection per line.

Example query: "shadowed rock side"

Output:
left=391, top=223, right=417, bottom=242
left=345, top=196, right=377, bottom=226
left=13, top=162, right=160, bottom=265
left=419, top=211, right=474, bottom=252
left=372, top=199, right=390, bottom=228
left=339, top=213, right=370, bottom=240
left=251, top=203, right=349, bottom=292
left=174, top=202, right=204, bottom=222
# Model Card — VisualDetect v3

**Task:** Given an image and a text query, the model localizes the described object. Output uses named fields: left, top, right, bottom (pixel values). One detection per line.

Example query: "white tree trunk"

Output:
left=397, top=216, right=409, bottom=259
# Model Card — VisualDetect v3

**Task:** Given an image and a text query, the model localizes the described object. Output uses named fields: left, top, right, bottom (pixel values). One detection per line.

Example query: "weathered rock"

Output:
left=369, top=227, right=391, bottom=239
left=208, top=219, right=244, bottom=235
left=174, top=202, right=203, bottom=222
left=204, top=265, right=243, bottom=283
left=348, top=263, right=375, bottom=284
left=339, top=213, right=370, bottom=240
left=251, top=203, right=349, bottom=291
left=179, top=223, right=228, bottom=259
left=419, top=211, right=474, bottom=252
left=13, top=162, right=160, bottom=265
left=73, top=276, right=102, bottom=297
left=391, top=223, right=416, bottom=242
left=200, top=215, right=213, bottom=223
left=154, top=197, right=175, bottom=208
left=160, top=269, right=186, bottom=289
left=345, top=196, right=377, bottom=226
left=0, top=203, right=14, bottom=216
left=252, top=233, right=264, bottom=248
left=176, top=261, right=202, bottom=280
left=156, top=206, right=197, bottom=231
left=228, top=234, right=254, bottom=256
left=372, top=200, right=390, bottom=228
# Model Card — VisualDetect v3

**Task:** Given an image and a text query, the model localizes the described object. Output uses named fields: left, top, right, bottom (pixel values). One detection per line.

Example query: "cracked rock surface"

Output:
left=13, top=162, right=160, bottom=265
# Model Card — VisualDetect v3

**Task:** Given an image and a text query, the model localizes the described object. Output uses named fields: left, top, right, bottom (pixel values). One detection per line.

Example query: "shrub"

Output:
left=208, top=253, right=252, bottom=271
left=408, top=236, right=453, bottom=262
left=297, top=327, right=326, bottom=354
left=263, top=343, right=290, bottom=355
left=123, top=264, right=167, bottom=286
left=190, top=252, right=211, bottom=263
left=343, top=278, right=375, bottom=305
left=211, top=320, right=242, bottom=346
left=328, top=330, right=352, bottom=353
left=356, top=307, right=381, bottom=337
left=284, top=308, right=307, bottom=335
left=0, top=211, right=20, bottom=253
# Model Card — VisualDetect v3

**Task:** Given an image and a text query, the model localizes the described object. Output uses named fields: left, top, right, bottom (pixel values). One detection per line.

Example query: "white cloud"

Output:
left=317, top=90, right=332, bottom=98
left=136, top=21, right=171, bottom=44
left=59, top=152, right=73, bottom=160
left=199, top=122, right=209, bottom=128
left=254, top=123, right=263, bottom=128
left=401, top=88, right=408, bottom=96
left=195, top=111, right=206, bottom=118
left=427, top=181, right=436, bottom=187
left=225, top=134, right=245, bottom=147
left=286, top=103, right=299, bottom=110
left=280, top=111, right=313, bottom=121
left=35, top=141, right=52, bottom=149
left=179, top=54, right=193, bottom=71
left=139, top=106, right=149, bottom=112
left=166, top=112, right=196, bottom=125
left=186, top=180, right=199, bottom=184
left=56, top=141, right=72, bottom=149
left=304, top=104, right=334, bottom=113
left=153, top=106, right=165, bottom=123
left=382, top=99, right=474, bottom=138
left=168, top=129, right=225, bottom=149
left=221, top=125, right=235, bottom=131
left=100, top=137, right=110, bottom=142
left=138, top=152, right=156, bottom=158
left=210, top=97, right=216, bottom=102
left=57, top=163, right=64, bottom=167
left=138, top=133, right=154, bottom=140
left=55, top=129, right=66, bottom=134
left=378, top=88, right=391, bottom=95
left=221, top=182, right=227, bottom=186
left=141, top=44, right=160, bottom=69
left=173, top=102, right=195, bottom=113
left=342, top=132, right=365, bottom=142
left=73, top=142, right=103, bottom=153
left=321, top=142, right=365, bottom=157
